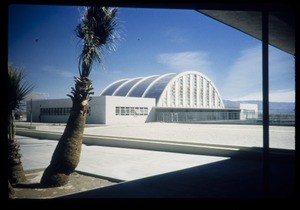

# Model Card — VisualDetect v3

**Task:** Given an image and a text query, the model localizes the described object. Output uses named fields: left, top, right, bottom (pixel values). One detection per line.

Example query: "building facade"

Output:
left=27, top=71, right=248, bottom=124
left=240, top=103, right=259, bottom=120
left=27, top=96, right=155, bottom=124
left=101, top=71, right=224, bottom=109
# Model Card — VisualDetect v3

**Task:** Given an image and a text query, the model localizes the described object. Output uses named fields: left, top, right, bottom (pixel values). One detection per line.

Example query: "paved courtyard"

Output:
left=17, top=136, right=229, bottom=181
left=26, top=122, right=295, bottom=149
left=15, top=122, right=295, bottom=198
left=16, top=122, right=294, bottom=181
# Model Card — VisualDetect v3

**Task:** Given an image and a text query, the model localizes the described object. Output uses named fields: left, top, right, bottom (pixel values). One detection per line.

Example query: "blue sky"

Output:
left=8, top=4, right=295, bottom=102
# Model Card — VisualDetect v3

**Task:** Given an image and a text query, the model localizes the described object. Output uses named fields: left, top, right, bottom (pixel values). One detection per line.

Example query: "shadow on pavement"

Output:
left=59, top=148, right=295, bottom=199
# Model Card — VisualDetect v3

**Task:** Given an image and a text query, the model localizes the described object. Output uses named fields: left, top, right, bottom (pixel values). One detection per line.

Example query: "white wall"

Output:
left=105, top=96, right=156, bottom=125
left=27, top=98, right=72, bottom=123
left=27, top=96, right=156, bottom=124
left=27, top=97, right=105, bottom=124
left=86, top=96, right=106, bottom=124
left=240, top=103, right=258, bottom=120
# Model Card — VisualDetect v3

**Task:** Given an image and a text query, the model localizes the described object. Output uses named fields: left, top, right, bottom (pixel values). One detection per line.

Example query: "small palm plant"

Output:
left=7, top=64, right=34, bottom=184
left=40, top=6, right=119, bottom=187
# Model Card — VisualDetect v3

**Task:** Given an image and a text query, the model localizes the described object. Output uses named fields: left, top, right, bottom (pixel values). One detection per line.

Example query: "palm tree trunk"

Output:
left=40, top=77, right=91, bottom=187
left=8, top=180, right=15, bottom=198
left=7, top=112, right=26, bottom=183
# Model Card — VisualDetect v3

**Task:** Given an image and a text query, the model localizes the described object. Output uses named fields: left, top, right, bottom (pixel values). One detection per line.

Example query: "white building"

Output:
left=101, top=71, right=224, bottom=109
left=240, top=103, right=259, bottom=120
left=27, top=71, right=242, bottom=124
left=27, top=96, right=155, bottom=124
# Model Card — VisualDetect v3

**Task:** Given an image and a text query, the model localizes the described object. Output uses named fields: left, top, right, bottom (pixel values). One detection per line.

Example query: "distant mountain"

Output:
left=223, top=99, right=295, bottom=114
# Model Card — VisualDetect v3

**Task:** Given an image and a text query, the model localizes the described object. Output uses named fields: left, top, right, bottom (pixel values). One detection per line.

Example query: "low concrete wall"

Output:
left=17, top=129, right=61, bottom=140
left=16, top=128, right=294, bottom=160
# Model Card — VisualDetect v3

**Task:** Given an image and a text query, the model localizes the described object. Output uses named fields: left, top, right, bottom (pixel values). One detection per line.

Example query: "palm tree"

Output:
left=7, top=64, right=34, bottom=184
left=40, top=6, right=119, bottom=187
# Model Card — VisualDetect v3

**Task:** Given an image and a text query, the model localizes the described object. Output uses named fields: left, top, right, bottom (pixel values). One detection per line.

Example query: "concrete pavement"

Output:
left=61, top=156, right=295, bottom=199
left=17, top=135, right=229, bottom=182
left=15, top=122, right=296, bottom=198
left=16, top=122, right=295, bottom=149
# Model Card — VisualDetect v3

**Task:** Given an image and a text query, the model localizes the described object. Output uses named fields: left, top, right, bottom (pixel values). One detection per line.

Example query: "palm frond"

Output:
left=8, top=64, right=34, bottom=112
left=75, top=6, right=119, bottom=78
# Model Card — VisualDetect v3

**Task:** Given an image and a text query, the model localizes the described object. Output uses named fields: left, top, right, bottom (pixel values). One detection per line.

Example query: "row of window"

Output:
left=116, top=106, right=148, bottom=116
left=40, top=107, right=72, bottom=115
left=40, top=107, right=90, bottom=116
left=156, top=111, right=240, bottom=122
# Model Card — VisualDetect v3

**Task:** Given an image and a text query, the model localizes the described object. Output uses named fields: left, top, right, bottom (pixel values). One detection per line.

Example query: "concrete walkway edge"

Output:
left=16, top=128, right=294, bottom=160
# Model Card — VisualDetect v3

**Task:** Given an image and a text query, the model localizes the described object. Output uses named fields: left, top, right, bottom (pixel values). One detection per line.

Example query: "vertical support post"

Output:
left=30, top=98, right=33, bottom=126
left=262, top=9, right=270, bottom=196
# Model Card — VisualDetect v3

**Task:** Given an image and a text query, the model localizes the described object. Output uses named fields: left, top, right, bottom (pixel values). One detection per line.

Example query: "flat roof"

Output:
left=198, top=9, right=294, bottom=55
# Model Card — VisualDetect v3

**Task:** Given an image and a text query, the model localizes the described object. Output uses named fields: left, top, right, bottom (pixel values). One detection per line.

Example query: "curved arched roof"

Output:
left=143, top=73, right=176, bottom=101
left=100, top=71, right=224, bottom=108
left=127, top=75, right=159, bottom=97
left=113, top=77, right=143, bottom=96
left=100, top=73, right=176, bottom=99
left=101, top=79, right=129, bottom=96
